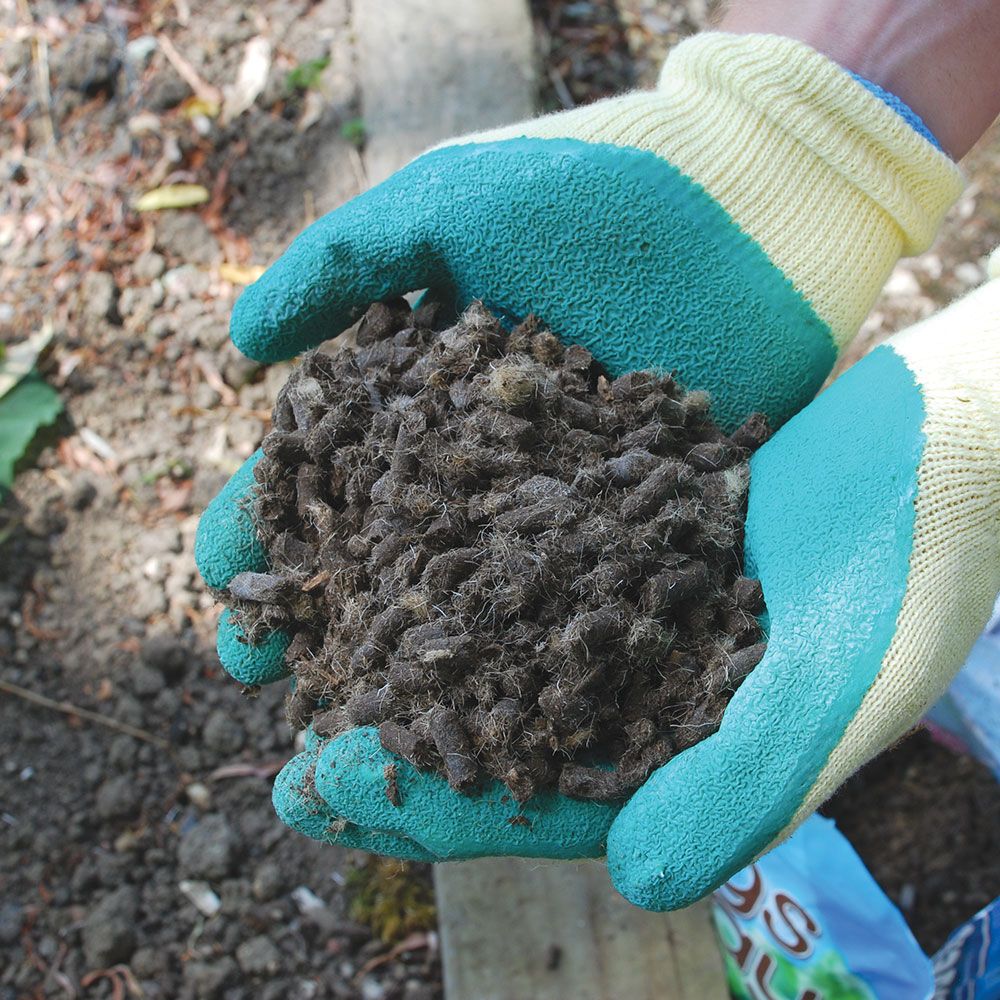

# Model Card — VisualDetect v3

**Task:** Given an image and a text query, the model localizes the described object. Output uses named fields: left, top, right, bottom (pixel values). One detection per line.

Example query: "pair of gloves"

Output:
left=195, top=32, right=999, bottom=911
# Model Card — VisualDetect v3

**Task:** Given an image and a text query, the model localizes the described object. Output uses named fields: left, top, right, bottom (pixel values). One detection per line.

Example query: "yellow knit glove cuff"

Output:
left=654, top=33, right=965, bottom=349
left=786, top=264, right=1000, bottom=833
left=457, top=32, right=964, bottom=352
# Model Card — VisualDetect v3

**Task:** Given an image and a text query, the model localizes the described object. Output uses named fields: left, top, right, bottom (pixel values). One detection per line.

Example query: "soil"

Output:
left=227, top=301, right=769, bottom=802
left=1, top=0, right=998, bottom=994
left=825, top=730, right=1000, bottom=955
left=1, top=3, right=439, bottom=998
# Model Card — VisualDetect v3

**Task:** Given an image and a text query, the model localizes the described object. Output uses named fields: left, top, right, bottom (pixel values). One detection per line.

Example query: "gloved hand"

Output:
left=608, top=264, right=1000, bottom=908
left=194, top=33, right=965, bottom=886
left=223, top=31, right=960, bottom=433
left=267, top=265, right=1000, bottom=907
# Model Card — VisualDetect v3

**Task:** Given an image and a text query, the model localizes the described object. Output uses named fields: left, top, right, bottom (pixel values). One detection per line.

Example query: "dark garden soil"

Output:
left=825, top=729, right=1000, bottom=955
left=1, top=3, right=440, bottom=998
left=227, top=302, right=769, bottom=802
left=2, top=1, right=999, bottom=996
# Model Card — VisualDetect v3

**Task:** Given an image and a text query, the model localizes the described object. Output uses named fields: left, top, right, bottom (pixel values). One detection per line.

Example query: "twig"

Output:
left=348, top=145, right=368, bottom=193
left=354, top=932, right=436, bottom=981
left=156, top=33, right=222, bottom=107
left=548, top=66, right=575, bottom=110
left=31, top=36, right=55, bottom=146
left=193, top=352, right=238, bottom=406
left=17, top=155, right=120, bottom=188
left=208, top=760, right=284, bottom=781
left=80, top=965, right=143, bottom=1000
left=0, top=677, right=169, bottom=748
left=17, top=0, right=55, bottom=146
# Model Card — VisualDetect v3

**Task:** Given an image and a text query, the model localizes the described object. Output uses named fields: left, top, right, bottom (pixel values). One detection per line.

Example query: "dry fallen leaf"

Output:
left=134, top=184, right=210, bottom=212
left=0, top=323, right=54, bottom=399
left=223, top=35, right=271, bottom=123
left=180, top=95, right=221, bottom=119
left=218, top=261, right=266, bottom=285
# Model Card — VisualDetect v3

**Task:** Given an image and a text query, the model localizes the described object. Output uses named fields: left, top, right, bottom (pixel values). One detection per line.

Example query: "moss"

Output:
left=347, top=858, right=437, bottom=944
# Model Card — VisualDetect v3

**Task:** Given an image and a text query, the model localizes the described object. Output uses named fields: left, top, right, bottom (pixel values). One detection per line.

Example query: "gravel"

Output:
left=237, top=934, right=283, bottom=976
left=178, top=813, right=239, bottom=880
left=82, top=886, right=139, bottom=967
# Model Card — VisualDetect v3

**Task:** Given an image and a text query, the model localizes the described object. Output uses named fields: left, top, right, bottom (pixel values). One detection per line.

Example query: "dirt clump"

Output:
left=226, top=301, right=771, bottom=802
left=825, top=729, right=1000, bottom=953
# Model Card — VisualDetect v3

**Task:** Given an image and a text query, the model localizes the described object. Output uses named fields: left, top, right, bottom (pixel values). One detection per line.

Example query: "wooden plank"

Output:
left=434, top=858, right=729, bottom=1000
left=353, top=0, right=536, bottom=184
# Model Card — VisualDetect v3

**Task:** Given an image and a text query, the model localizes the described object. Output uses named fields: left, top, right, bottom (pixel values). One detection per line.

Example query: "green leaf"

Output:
left=340, top=117, right=366, bottom=149
left=0, top=374, right=62, bottom=488
left=285, top=56, right=330, bottom=92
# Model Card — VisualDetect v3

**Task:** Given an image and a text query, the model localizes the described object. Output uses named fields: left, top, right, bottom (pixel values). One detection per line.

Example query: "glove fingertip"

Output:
left=230, top=287, right=291, bottom=364
left=217, top=608, right=290, bottom=685
left=195, top=450, right=267, bottom=589
left=273, top=749, right=331, bottom=841
left=274, top=747, right=438, bottom=860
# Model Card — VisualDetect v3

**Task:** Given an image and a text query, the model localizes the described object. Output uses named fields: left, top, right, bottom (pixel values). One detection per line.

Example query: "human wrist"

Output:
left=718, top=0, right=1000, bottom=158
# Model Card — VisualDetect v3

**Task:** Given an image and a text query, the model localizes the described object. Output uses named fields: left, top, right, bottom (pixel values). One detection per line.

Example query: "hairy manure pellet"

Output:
left=221, top=301, right=772, bottom=802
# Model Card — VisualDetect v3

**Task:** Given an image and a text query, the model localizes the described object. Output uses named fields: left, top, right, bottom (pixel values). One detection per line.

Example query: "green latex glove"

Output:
left=194, top=33, right=968, bottom=904
left=264, top=274, right=1000, bottom=909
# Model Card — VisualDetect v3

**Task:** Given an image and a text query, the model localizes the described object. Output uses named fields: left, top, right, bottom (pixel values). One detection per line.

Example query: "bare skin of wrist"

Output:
left=718, top=0, right=1000, bottom=159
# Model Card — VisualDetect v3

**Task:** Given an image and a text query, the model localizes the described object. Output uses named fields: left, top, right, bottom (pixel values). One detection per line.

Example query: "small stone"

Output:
left=222, top=343, right=262, bottom=389
left=183, top=957, right=237, bottom=999
left=82, top=886, right=139, bottom=966
left=125, top=35, right=157, bottom=68
left=0, top=39, right=30, bottom=78
left=141, top=634, right=188, bottom=678
left=145, top=69, right=192, bottom=111
left=236, top=935, right=281, bottom=976
left=82, top=270, right=119, bottom=322
left=360, top=977, right=386, bottom=1000
left=96, top=774, right=142, bottom=821
left=194, top=383, right=222, bottom=409
left=132, top=664, right=166, bottom=697
left=131, top=580, right=168, bottom=619
left=114, top=829, right=141, bottom=852
left=156, top=214, right=219, bottom=266
left=955, top=261, right=984, bottom=286
left=178, top=813, right=237, bottom=880
left=179, top=879, right=222, bottom=917
left=131, top=945, right=164, bottom=977
left=203, top=710, right=245, bottom=756
left=251, top=862, right=284, bottom=902
left=162, top=264, right=211, bottom=301
left=0, top=902, right=22, bottom=945
left=118, top=285, right=154, bottom=325
left=884, top=266, right=921, bottom=297
left=54, top=31, right=119, bottom=94
left=66, top=476, right=98, bottom=511
left=290, top=886, right=325, bottom=913
left=185, top=781, right=212, bottom=810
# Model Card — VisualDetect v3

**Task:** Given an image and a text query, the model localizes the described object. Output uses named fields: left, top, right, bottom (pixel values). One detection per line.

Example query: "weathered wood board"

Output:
left=354, top=0, right=536, bottom=184
left=434, top=858, right=729, bottom=1000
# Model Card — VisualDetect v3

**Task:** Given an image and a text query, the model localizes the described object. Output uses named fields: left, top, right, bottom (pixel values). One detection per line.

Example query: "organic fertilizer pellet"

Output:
left=222, top=301, right=771, bottom=802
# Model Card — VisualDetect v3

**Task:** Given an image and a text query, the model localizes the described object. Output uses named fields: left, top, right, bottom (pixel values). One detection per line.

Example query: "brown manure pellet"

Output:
left=222, top=300, right=771, bottom=802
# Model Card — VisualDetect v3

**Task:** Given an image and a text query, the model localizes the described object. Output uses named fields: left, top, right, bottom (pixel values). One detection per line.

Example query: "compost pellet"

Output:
left=223, top=301, right=771, bottom=801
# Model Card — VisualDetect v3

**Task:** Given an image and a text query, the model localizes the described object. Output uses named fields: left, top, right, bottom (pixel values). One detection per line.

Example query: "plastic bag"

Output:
left=712, top=815, right=934, bottom=999
left=932, top=896, right=1000, bottom=1000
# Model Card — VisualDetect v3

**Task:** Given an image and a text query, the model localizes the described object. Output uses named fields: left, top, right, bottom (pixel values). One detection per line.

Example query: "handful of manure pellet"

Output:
left=223, top=301, right=771, bottom=803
